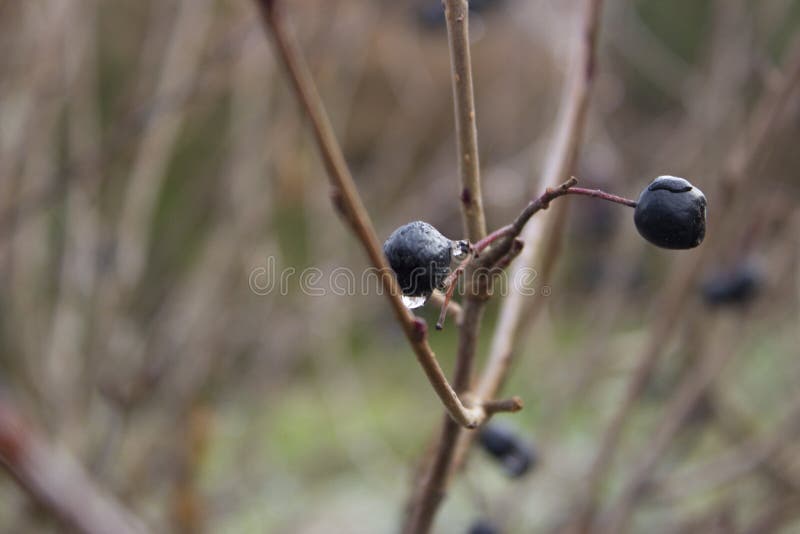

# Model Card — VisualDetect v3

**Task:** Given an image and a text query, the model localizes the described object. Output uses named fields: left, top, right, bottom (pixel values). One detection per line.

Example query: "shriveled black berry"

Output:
left=478, top=423, right=537, bottom=479
left=468, top=519, right=500, bottom=534
left=383, top=221, right=452, bottom=297
left=634, top=176, right=707, bottom=249
left=701, top=262, right=761, bottom=307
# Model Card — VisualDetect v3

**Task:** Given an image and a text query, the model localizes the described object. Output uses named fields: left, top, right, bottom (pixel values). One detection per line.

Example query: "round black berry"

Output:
left=633, top=176, right=707, bottom=249
left=383, top=221, right=453, bottom=297
left=701, top=262, right=761, bottom=307
left=477, top=423, right=537, bottom=479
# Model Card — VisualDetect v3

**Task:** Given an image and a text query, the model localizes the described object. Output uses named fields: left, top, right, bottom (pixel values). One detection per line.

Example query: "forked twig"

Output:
left=253, top=0, right=518, bottom=429
left=404, top=1, right=605, bottom=530
left=403, top=1, right=493, bottom=531
left=446, top=0, right=607, bottom=478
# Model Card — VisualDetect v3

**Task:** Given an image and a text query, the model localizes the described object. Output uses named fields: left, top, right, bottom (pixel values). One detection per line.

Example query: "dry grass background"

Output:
left=0, top=0, right=799, bottom=532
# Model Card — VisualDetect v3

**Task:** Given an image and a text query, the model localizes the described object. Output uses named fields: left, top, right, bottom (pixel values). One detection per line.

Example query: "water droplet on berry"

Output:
left=451, top=240, right=470, bottom=260
left=401, top=294, right=428, bottom=309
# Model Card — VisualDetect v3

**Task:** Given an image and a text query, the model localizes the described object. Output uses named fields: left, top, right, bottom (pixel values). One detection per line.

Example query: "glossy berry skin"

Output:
left=478, top=423, right=537, bottom=479
left=634, top=176, right=707, bottom=249
left=383, top=221, right=452, bottom=297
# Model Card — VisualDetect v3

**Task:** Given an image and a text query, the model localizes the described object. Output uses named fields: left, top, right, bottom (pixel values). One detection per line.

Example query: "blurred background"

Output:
left=1, top=0, right=799, bottom=532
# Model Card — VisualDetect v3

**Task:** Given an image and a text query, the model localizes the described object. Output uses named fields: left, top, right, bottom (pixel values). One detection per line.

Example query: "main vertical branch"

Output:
left=403, top=2, right=489, bottom=533
left=444, top=0, right=488, bottom=404
left=254, top=0, right=497, bottom=429
left=450, top=0, right=606, bottom=476
left=445, top=0, right=487, bottom=243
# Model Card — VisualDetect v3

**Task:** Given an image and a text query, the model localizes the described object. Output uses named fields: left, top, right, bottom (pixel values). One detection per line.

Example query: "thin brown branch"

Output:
left=0, top=400, right=149, bottom=534
left=446, top=0, right=489, bottom=405
left=474, top=178, right=637, bottom=269
left=402, top=1, right=490, bottom=532
left=450, top=0, right=606, bottom=476
left=563, top=187, right=638, bottom=208
left=428, top=291, right=465, bottom=327
left=436, top=177, right=631, bottom=330
left=445, top=1, right=486, bottom=243
left=480, top=0, right=604, bottom=399
left=253, top=0, right=485, bottom=429
left=482, top=396, right=524, bottom=417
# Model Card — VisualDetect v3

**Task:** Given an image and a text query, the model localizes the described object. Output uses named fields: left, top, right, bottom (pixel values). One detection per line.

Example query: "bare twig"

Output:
left=445, top=2, right=486, bottom=243
left=0, top=400, right=149, bottom=534
left=402, top=1, right=491, bottom=529
left=429, top=291, right=465, bottom=327
left=480, top=0, right=604, bottom=400
left=475, top=178, right=637, bottom=269
left=253, top=0, right=514, bottom=429
left=450, top=0, right=606, bottom=475
left=435, top=178, right=633, bottom=331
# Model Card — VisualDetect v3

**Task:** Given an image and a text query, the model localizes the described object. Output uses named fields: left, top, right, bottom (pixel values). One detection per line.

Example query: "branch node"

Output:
left=460, top=187, right=473, bottom=207
left=329, top=187, right=348, bottom=219
left=412, top=317, right=428, bottom=343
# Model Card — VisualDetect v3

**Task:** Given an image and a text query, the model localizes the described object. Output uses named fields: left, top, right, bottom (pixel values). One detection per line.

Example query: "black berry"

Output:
left=478, top=423, right=537, bottom=479
left=633, top=176, right=707, bottom=249
left=468, top=519, right=500, bottom=534
left=701, top=262, right=761, bottom=307
left=383, top=221, right=453, bottom=297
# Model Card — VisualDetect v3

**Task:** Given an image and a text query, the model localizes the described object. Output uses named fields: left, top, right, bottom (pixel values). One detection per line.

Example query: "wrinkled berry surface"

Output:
left=634, top=175, right=707, bottom=249
left=383, top=221, right=452, bottom=297
left=478, top=423, right=537, bottom=479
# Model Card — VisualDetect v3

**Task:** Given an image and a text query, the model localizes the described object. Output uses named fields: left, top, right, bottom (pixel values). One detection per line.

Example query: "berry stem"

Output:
left=436, top=252, right=474, bottom=330
left=565, top=187, right=638, bottom=208
left=474, top=177, right=635, bottom=270
left=473, top=225, right=515, bottom=256
left=448, top=0, right=607, bottom=499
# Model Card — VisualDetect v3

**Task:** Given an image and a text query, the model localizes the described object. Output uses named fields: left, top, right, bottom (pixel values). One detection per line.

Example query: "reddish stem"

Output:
left=436, top=254, right=473, bottom=330
left=565, top=186, right=638, bottom=208
left=473, top=225, right=515, bottom=256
